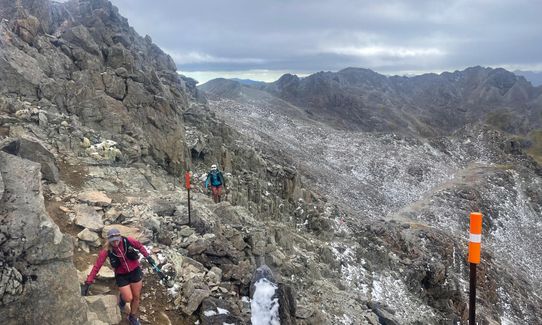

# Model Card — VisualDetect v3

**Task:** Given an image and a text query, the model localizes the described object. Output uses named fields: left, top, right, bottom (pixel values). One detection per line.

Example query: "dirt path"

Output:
left=386, top=162, right=497, bottom=225
left=45, top=158, right=193, bottom=324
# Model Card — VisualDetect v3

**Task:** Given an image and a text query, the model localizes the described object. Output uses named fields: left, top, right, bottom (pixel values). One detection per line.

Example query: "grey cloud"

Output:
left=109, top=0, right=542, bottom=76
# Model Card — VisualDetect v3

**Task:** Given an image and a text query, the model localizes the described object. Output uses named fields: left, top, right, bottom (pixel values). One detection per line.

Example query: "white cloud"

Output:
left=164, top=49, right=266, bottom=65
left=325, top=46, right=446, bottom=58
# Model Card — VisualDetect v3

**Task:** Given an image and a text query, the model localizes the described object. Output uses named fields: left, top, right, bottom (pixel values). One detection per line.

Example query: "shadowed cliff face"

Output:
left=0, top=0, right=194, bottom=171
left=251, top=67, right=542, bottom=135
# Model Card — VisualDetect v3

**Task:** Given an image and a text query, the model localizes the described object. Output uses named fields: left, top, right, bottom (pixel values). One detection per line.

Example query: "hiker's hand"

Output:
left=81, top=282, right=91, bottom=296
left=146, top=256, right=156, bottom=266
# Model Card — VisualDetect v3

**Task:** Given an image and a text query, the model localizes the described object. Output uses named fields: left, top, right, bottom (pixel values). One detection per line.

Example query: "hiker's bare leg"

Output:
left=119, top=285, right=133, bottom=312
left=212, top=186, right=219, bottom=203
left=129, top=280, right=143, bottom=315
left=217, top=186, right=223, bottom=202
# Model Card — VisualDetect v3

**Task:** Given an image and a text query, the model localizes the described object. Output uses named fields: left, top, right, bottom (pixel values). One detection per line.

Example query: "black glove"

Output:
left=81, top=282, right=91, bottom=296
left=146, top=256, right=156, bottom=266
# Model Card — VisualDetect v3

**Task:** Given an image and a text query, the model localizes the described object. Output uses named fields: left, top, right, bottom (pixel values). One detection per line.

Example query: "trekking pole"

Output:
left=468, top=212, right=483, bottom=324
left=185, top=171, right=191, bottom=226
left=149, top=261, right=174, bottom=287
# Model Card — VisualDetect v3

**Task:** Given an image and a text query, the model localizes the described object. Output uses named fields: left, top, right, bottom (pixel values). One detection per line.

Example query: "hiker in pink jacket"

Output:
left=83, top=228, right=154, bottom=325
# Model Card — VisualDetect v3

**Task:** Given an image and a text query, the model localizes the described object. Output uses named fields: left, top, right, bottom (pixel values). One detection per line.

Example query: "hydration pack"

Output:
left=211, top=171, right=220, bottom=184
left=108, top=236, right=139, bottom=269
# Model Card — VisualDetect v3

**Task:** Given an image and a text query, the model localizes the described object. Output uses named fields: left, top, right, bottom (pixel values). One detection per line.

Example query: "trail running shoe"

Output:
left=127, top=314, right=141, bottom=325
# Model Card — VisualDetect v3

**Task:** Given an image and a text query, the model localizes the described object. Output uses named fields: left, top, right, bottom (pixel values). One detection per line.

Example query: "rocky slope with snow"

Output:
left=200, top=78, right=542, bottom=323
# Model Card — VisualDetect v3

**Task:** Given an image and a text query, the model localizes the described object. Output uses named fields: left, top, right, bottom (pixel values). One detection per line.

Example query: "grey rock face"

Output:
left=0, top=152, right=88, bottom=324
left=0, top=0, right=192, bottom=171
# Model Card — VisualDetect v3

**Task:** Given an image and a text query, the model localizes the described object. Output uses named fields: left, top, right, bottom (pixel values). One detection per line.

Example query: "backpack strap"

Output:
left=123, top=236, right=129, bottom=249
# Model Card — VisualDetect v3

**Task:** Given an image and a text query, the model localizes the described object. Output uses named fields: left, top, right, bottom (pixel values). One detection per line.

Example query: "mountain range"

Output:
left=203, top=66, right=542, bottom=137
left=2, top=0, right=542, bottom=324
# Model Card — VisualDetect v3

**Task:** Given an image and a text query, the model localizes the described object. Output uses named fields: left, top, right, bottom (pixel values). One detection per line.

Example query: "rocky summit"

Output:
left=1, top=0, right=542, bottom=325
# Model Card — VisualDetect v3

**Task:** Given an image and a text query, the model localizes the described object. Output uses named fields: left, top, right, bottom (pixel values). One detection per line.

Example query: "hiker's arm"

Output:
left=126, top=236, right=149, bottom=257
left=86, top=249, right=108, bottom=284
left=204, top=175, right=210, bottom=188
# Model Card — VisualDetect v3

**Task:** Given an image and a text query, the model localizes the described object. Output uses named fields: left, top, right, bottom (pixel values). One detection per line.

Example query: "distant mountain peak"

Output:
left=198, top=78, right=242, bottom=99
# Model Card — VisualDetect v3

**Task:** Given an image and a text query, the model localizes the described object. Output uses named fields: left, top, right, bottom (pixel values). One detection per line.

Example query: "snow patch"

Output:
left=203, top=310, right=217, bottom=317
left=250, top=279, right=280, bottom=325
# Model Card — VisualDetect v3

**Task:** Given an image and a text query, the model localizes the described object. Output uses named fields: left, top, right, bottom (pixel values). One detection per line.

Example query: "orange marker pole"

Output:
left=468, top=212, right=482, bottom=324
left=185, top=171, right=191, bottom=226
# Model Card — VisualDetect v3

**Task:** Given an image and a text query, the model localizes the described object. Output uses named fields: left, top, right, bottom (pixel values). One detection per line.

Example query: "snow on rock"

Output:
left=250, top=279, right=280, bottom=325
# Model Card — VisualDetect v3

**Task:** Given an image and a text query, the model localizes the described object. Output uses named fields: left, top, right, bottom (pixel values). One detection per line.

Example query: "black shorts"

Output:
left=115, top=267, right=143, bottom=287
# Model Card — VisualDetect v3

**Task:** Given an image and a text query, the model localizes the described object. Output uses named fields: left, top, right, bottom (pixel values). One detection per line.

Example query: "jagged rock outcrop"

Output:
left=0, top=152, right=88, bottom=324
left=0, top=0, right=193, bottom=171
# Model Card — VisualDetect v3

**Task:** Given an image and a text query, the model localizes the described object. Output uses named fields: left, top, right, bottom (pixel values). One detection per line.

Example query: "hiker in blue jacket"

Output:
left=205, top=164, right=225, bottom=203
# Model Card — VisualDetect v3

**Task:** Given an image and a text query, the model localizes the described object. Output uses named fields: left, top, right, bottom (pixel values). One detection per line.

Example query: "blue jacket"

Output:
left=205, top=170, right=224, bottom=188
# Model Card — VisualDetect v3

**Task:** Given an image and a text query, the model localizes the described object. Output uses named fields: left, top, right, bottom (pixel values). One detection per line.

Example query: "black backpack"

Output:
left=108, top=236, right=140, bottom=268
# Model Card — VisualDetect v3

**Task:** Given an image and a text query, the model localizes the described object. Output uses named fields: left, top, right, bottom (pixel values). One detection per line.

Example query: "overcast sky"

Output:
left=106, top=0, right=542, bottom=83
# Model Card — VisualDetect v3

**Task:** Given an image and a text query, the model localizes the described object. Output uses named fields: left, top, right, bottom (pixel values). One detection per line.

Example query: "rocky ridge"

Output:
left=251, top=67, right=542, bottom=136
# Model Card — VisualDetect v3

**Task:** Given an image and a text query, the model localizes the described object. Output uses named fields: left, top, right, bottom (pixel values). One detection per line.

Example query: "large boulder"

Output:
left=0, top=152, right=88, bottom=324
left=0, top=137, right=59, bottom=183
left=78, top=191, right=112, bottom=207
left=75, top=204, right=104, bottom=232
left=84, top=295, right=122, bottom=324
left=77, top=229, right=102, bottom=247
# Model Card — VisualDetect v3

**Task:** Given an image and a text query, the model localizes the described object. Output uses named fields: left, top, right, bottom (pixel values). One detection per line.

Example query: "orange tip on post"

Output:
left=185, top=171, right=191, bottom=190
left=468, top=212, right=482, bottom=264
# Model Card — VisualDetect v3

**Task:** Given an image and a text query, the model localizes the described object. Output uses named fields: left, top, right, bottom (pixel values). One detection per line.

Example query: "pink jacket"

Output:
left=86, top=236, right=149, bottom=283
